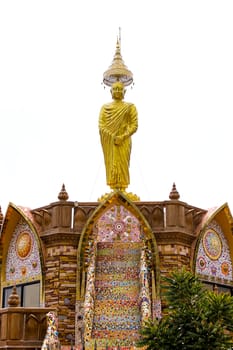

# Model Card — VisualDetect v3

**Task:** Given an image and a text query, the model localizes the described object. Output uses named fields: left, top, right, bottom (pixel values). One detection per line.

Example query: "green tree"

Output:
left=138, top=269, right=233, bottom=350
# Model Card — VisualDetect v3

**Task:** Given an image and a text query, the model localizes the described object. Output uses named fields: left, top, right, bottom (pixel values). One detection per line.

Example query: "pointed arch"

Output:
left=0, top=203, right=45, bottom=306
left=76, top=191, right=161, bottom=347
left=194, top=203, right=233, bottom=290
left=77, top=191, right=160, bottom=301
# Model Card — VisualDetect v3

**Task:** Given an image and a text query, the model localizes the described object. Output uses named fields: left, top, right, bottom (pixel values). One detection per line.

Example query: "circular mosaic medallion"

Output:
left=203, top=229, right=222, bottom=260
left=16, top=231, right=32, bottom=259
left=221, top=262, right=230, bottom=276
left=197, top=256, right=206, bottom=270
left=113, top=221, right=125, bottom=233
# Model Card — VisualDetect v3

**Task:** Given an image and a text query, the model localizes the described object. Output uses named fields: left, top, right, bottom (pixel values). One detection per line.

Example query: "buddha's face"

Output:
left=111, top=82, right=125, bottom=100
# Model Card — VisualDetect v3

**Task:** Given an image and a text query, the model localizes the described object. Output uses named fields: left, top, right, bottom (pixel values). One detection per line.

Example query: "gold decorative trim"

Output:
left=16, top=231, right=32, bottom=259
left=203, top=228, right=222, bottom=260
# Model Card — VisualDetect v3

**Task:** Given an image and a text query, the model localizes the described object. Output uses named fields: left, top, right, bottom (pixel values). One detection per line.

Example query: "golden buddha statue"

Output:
left=99, top=81, right=138, bottom=191
left=99, top=32, right=140, bottom=201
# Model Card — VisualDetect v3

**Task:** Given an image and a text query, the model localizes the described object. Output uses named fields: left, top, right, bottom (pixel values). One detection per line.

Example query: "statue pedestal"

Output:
left=98, top=190, right=140, bottom=202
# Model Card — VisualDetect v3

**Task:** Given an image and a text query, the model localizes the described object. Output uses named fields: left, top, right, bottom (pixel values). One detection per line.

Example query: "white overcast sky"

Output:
left=0, top=0, right=233, bottom=214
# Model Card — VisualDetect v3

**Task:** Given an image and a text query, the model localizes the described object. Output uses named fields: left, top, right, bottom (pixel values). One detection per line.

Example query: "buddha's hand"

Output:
left=114, top=136, right=123, bottom=145
left=114, top=134, right=128, bottom=145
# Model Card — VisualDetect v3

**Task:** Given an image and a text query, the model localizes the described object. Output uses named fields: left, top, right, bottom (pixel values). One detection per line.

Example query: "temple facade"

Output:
left=0, top=36, right=233, bottom=349
left=0, top=184, right=233, bottom=348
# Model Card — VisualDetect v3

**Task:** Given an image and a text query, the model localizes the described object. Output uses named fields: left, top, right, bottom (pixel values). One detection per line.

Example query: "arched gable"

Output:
left=194, top=203, right=233, bottom=289
left=0, top=203, right=45, bottom=306
left=77, top=191, right=160, bottom=300
left=76, top=191, right=161, bottom=347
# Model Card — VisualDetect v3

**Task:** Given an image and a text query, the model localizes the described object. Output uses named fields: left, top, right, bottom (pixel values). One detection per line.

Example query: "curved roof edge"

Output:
left=196, top=202, right=233, bottom=233
left=1, top=202, right=41, bottom=236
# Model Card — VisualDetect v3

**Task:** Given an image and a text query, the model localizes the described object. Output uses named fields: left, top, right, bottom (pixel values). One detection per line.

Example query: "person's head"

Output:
left=111, top=81, right=125, bottom=100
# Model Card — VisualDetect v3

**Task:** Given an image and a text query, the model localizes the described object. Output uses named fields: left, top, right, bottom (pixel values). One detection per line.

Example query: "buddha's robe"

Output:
left=99, top=100, right=138, bottom=190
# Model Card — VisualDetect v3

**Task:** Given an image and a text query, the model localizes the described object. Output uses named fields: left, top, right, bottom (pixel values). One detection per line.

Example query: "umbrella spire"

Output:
left=103, top=28, right=133, bottom=87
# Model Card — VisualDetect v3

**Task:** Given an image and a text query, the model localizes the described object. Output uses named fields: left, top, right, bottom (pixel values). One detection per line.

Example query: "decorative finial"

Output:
left=169, top=182, right=180, bottom=200
left=8, top=285, right=20, bottom=307
left=103, top=30, right=133, bottom=87
left=118, top=26, right=121, bottom=46
left=58, top=184, right=69, bottom=201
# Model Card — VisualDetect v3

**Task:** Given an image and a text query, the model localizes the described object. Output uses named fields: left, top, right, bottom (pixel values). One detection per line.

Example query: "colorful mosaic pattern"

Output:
left=203, top=229, right=222, bottom=260
left=196, top=221, right=233, bottom=282
left=97, top=205, right=142, bottom=242
left=6, top=219, right=41, bottom=282
left=92, top=242, right=142, bottom=346
left=84, top=205, right=151, bottom=349
left=41, top=311, right=60, bottom=349
left=139, top=248, right=151, bottom=323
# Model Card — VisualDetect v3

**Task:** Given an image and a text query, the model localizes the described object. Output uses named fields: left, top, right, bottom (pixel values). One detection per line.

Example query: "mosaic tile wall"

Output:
left=97, top=205, right=142, bottom=243
left=139, top=248, right=151, bottom=323
left=6, top=218, right=41, bottom=282
left=84, top=244, right=97, bottom=343
left=84, top=205, right=150, bottom=348
left=196, top=220, right=233, bottom=282
left=92, top=241, right=142, bottom=346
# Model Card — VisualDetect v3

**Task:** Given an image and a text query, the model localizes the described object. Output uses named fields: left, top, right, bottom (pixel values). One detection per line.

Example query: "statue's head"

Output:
left=111, top=81, right=125, bottom=100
